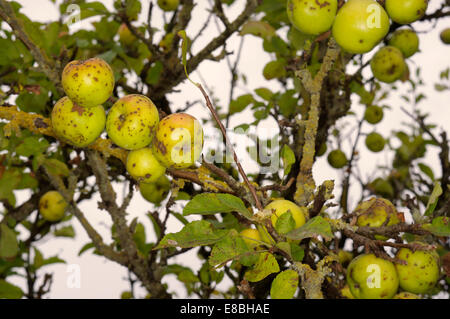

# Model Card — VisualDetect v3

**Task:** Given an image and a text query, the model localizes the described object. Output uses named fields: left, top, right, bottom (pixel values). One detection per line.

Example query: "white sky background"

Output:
left=3, top=0, right=450, bottom=298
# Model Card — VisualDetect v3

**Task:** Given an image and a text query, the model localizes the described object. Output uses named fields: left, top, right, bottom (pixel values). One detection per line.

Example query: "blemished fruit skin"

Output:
left=61, top=57, right=115, bottom=108
left=51, top=96, right=106, bottom=147
left=39, top=191, right=68, bottom=222
left=287, top=0, right=338, bottom=35
left=385, top=0, right=428, bottom=25
left=332, top=0, right=390, bottom=54
left=240, top=228, right=262, bottom=248
left=106, top=94, right=159, bottom=150
left=327, top=150, right=347, bottom=169
left=370, top=46, right=406, bottom=83
left=265, top=199, right=307, bottom=229
left=118, top=23, right=136, bottom=47
left=152, top=113, right=204, bottom=169
left=395, top=245, right=440, bottom=294
left=440, top=28, right=450, bottom=44
left=364, top=105, right=384, bottom=124
left=139, top=175, right=171, bottom=205
left=388, top=29, right=419, bottom=58
left=365, top=132, right=386, bottom=152
left=393, top=292, right=420, bottom=299
left=354, top=197, right=400, bottom=240
left=126, top=148, right=166, bottom=183
left=157, top=0, right=179, bottom=11
left=347, top=253, right=399, bottom=299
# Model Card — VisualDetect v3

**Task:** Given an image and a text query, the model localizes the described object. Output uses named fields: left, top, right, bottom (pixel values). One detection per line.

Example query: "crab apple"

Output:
left=139, top=175, right=171, bottom=205
left=39, top=191, right=68, bottom=222
left=393, top=292, right=420, bottom=299
left=370, top=46, right=406, bottom=83
left=364, top=105, right=384, bottom=124
left=338, top=250, right=354, bottom=266
left=385, top=0, right=428, bottom=25
left=152, top=113, right=204, bottom=169
left=61, top=57, right=115, bottom=108
left=157, top=0, right=179, bottom=11
left=240, top=228, right=262, bottom=249
left=106, top=94, right=159, bottom=150
left=51, top=96, right=106, bottom=147
left=365, top=132, right=386, bottom=153
left=126, top=148, right=166, bottom=183
left=332, top=0, right=390, bottom=54
left=118, top=23, right=136, bottom=47
left=388, top=29, right=419, bottom=58
left=286, top=0, right=337, bottom=35
left=395, top=245, right=440, bottom=294
left=316, top=142, right=327, bottom=157
left=327, top=150, right=347, bottom=169
left=440, top=28, right=450, bottom=45
left=347, top=253, right=399, bottom=299
left=354, top=197, right=400, bottom=240
left=265, top=199, right=306, bottom=230
left=340, top=285, right=355, bottom=299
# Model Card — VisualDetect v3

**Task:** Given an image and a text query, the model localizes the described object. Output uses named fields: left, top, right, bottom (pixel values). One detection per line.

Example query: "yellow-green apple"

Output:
left=106, top=94, right=159, bottom=150
left=364, top=105, right=384, bottom=124
left=393, top=292, right=420, bottom=299
left=39, top=191, right=68, bottom=222
left=365, top=132, right=386, bottom=153
left=139, top=174, right=171, bottom=205
left=388, top=29, right=419, bottom=58
left=152, top=113, right=204, bottom=169
left=126, top=147, right=166, bottom=183
left=240, top=228, right=262, bottom=249
left=51, top=96, right=106, bottom=147
left=327, top=150, right=347, bottom=169
left=118, top=23, right=137, bottom=47
left=61, top=57, right=115, bottom=108
left=395, top=244, right=440, bottom=294
left=440, top=28, right=450, bottom=45
left=332, top=0, right=390, bottom=54
left=287, top=0, right=337, bottom=35
left=265, top=199, right=307, bottom=230
left=370, top=46, right=406, bottom=83
left=385, top=0, right=428, bottom=25
left=157, top=0, right=179, bottom=11
left=347, top=253, right=399, bottom=299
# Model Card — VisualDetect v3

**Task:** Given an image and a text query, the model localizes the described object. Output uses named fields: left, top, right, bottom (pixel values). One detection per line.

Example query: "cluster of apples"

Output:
left=343, top=197, right=441, bottom=299
left=42, top=57, right=203, bottom=221
left=287, top=0, right=428, bottom=83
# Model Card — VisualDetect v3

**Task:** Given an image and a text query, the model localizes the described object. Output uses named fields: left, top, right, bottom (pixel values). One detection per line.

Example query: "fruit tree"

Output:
left=0, top=0, right=449, bottom=300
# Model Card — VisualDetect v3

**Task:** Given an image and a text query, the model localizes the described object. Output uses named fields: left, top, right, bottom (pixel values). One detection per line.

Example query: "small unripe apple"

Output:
left=61, top=57, right=115, bottom=108
left=338, top=250, right=354, bottom=266
left=327, top=150, right=347, bottom=169
left=354, top=197, right=400, bottom=240
left=51, top=96, right=106, bottom=147
left=139, top=174, right=171, bottom=205
left=264, top=199, right=306, bottom=230
left=370, top=46, right=406, bottom=83
left=316, top=142, right=327, bottom=157
left=347, top=253, right=399, bottom=299
left=118, top=23, right=136, bottom=47
left=388, top=29, right=419, bottom=58
left=157, top=0, right=179, bottom=11
left=240, top=228, right=262, bottom=249
left=395, top=245, right=440, bottom=294
left=287, top=0, right=337, bottom=35
left=332, top=0, right=390, bottom=54
left=152, top=113, right=204, bottom=169
left=385, top=0, right=428, bottom=25
left=365, top=132, right=386, bottom=153
left=364, top=105, right=384, bottom=124
left=39, top=191, right=68, bottom=222
left=340, top=285, right=355, bottom=299
left=393, top=292, right=420, bottom=299
left=440, top=28, right=450, bottom=45
left=106, top=94, right=159, bottom=150
left=159, top=32, right=175, bottom=53
left=126, top=148, right=166, bottom=183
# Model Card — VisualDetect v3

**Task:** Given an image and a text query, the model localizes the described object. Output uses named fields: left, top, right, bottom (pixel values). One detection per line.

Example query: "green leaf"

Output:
left=0, top=280, right=23, bottom=299
left=270, top=269, right=299, bottom=299
left=229, top=94, right=254, bottom=115
left=155, top=220, right=229, bottom=249
left=244, top=252, right=280, bottom=282
left=254, top=87, right=274, bottom=101
left=145, top=61, right=163, bottom=85
left=33, top=247, right=44, bottom=269
left=423, top=217, right=450, bottom=237
left=0, top=169, right=21, bottom=206
left=16, top=90, right=49, bottom=114
left=42, top=158, right=70, bottom=177
left=424, top=182, right=443, bottom=217
left=285, top=216, right=333, bottom=242
left=418, top=163, right=434, bottom=181
left=290, top=242, right=305, bottom=262
left=278, top=90, right=297, bottom=117
left=281, top=144, right=295, bottom=176
left=78, top=242, right=95, bottom=256
left=54, top=225, right=75, bottom=238
left=41, top=256, right=66, bottom=267
left=275, top=211, right=296, bottom=234
left=240, top=20, right=275, bottom=39
left=183, top=193, right=252, bottom=219
left=133, top=222, right=149, bottom=255
left=209, top=229, right=250, bottom=267
left=0, top=224, right=19, bottom=260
